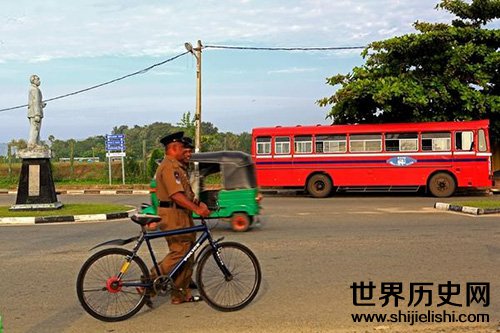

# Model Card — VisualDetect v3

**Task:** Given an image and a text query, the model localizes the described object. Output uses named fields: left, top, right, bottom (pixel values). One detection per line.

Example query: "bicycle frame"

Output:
left=114, top=220, right=232, bottom=289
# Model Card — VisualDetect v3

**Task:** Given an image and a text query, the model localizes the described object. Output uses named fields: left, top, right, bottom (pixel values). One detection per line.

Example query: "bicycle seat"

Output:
left=131, top=214, right=162, bottom=226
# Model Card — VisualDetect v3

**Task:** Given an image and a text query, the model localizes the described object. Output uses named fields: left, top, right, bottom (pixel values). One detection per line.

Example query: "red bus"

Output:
left=251, top=120, right=493, bottom=198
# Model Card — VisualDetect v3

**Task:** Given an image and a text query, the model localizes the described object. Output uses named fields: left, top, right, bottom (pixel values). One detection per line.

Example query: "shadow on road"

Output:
left=25, top=304, right=83, bottom=333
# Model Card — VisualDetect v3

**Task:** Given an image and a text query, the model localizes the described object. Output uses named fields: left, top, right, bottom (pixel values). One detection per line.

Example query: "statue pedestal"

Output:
left=10, top=150, right=63, bottom=211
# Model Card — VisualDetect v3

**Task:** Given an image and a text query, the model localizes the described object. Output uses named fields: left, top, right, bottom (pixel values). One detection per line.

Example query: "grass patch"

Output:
left=451, top=200, right=500, bottom=209
left=0, top=203, right=133, bottom=217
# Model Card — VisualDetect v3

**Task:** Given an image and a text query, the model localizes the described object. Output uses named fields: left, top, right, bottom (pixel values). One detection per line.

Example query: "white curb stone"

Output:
left=74, top=214, right=108, bottom=222
left=100, top=190, right=117, bottom=195
left=132, top=190, right=150, bottom=194
left=461, top=206, right=483, bottom=215
left=0, top=217, right=35, bottom=224
left=434, top=202, right=450, bottom=211
left=67, top=190, right=85, bottom=195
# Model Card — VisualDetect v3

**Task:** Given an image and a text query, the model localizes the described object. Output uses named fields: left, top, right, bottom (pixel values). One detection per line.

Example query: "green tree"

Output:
left=124, top=156, right=141, bottom=182
left=318, top=0, right=500, bottom=144
left=147, top=148, right=164, bottom=178
left=202, top=121, right=219, bottom=135
left=237, top=132, right=252, bottom=153
left=9, top=139, right=27, bottom=153
left=177, top=111, right=196, bottom=138
left=112, top=125, right=129, bottom=134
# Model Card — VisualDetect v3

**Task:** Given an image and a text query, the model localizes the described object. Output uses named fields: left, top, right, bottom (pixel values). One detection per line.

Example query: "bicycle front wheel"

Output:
left=76, top=248, right=150, bottom=322
left=196, top=242, right=261, bottom=311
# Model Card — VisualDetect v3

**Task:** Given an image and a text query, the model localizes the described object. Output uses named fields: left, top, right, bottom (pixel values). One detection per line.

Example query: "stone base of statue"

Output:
left=10, top=148, right=63, bottom=211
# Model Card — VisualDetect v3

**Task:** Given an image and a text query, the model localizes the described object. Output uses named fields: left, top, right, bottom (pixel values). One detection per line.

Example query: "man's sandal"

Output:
left=171, top=295, right=202, bottom=305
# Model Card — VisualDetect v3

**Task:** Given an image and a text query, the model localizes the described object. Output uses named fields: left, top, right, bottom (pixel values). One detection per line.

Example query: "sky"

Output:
left=0, top=0, right=495, bottom=142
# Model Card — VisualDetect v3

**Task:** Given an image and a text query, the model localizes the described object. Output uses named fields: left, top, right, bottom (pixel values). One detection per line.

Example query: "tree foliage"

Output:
left=45, top=120, right=250, bottom=161
left=147, top=148, right=164, bottom=178
left=318, top=0, right=500, bottom=142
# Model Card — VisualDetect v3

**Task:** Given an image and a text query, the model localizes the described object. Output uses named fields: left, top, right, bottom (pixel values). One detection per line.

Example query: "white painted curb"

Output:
left=434, top=202, right=494, bottom=215
left=0, top=217, right=35, bottom=224
left=132, top=190, right=150, bottom=194
left=67, top=190, right=85, bottom=195
left=461, top=206, right=482, bottom=215
left=74, top=214, right=108, bottom=222
left=0, top=208, right=136, bottom=225
left=434, top=202, right=450, bottom=210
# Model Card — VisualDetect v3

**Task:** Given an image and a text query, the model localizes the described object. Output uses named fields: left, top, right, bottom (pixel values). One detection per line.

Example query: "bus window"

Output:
left=455, top=131, right=474, bottom=151
left=349, top=134, right=382, bottom=152
left=478, top=129, right=487, bottom=152
left=385, top=133, right=418, bottom=152
left=422, top=133, right=451, bottom=151
left=256, top=137, right=271, bottom=155
left=275, top=136, right=290, bottom=154
left=294, top=136, right=313, bottom=153
left=316, top=135, right=347, bottom=153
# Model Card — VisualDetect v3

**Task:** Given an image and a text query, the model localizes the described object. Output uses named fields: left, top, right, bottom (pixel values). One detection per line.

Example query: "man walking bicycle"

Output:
left=149, top=131, right=210, bottom=304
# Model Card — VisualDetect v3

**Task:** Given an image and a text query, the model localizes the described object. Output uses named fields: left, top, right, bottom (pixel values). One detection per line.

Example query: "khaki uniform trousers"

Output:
left=154, top=206, right=196, bottom=300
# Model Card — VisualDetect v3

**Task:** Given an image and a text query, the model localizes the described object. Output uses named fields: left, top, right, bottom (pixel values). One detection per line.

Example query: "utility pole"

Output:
left=7, top=143, right=12, bottom=178
left=184, top=40, right=202, bottom=153
left=69, top=139, right=75, bottom=180
left=142, top=139, right=147, bottom=182
left=185, top=40, right=203, bottom=198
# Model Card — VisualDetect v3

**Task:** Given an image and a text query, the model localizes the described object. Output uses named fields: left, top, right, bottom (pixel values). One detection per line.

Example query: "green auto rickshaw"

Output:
left=191, top=151, right=262, bottom=231
left=140, top=151, right=262, bottom=232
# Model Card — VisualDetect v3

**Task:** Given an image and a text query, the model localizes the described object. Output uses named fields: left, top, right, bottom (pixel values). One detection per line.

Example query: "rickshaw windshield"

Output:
left=222, top=164, right=257, bottom=189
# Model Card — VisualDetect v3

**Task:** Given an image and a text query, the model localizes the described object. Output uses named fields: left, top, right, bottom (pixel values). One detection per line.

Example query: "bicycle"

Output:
left=76, top=213, right=262, bottom=322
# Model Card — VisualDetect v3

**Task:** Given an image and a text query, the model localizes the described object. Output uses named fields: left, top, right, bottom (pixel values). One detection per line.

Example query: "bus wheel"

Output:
left=428, top=173, right=456, bottom=197
left=307, top=174, right=332, bottom=198
left=231, top=213, right=251, bottom=232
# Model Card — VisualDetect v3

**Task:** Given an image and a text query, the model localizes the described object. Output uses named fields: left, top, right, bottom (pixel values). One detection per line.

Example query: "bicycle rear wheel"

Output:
left=76, top=248, right=150, bottom=322
left=196, top=242, right=261, bottom=311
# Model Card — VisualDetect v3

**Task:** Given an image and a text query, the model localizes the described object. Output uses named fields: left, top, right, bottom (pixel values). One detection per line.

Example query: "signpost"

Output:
left=105, top=134, right=126, bottom=185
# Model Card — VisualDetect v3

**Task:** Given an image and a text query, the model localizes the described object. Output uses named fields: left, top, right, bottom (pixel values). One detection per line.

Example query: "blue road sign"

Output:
left=106, top=145, right=126, bottom=151
left=105, top=134, right=125, bottom=151
left=106, top=139, right=125, bottom=145
left=106, top=134, right=125, bottom=140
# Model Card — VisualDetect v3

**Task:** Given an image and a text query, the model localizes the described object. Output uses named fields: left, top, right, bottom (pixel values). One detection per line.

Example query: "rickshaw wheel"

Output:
left=231, top=213, right=251, bottom=232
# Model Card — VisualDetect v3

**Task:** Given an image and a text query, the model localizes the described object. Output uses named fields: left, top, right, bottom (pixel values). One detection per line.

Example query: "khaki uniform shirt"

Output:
left=180, top=162, right=195, bottom=202
left=156, top=156, right=184, bottom=202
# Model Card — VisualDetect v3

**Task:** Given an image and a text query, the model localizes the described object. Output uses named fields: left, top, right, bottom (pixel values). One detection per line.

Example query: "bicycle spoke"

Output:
left=82, top=287, right=107, bottom=292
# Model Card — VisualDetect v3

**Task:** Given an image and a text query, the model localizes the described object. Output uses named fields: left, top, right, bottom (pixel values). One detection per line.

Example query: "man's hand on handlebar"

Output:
left=171, top=192, right=211, bottom=218
left=196, top=202, right=210, bottom=218
left=145, top=222, right=159, bottom=231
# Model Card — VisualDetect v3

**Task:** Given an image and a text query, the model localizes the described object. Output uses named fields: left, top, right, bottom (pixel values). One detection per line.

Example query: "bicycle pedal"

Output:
left=144, top=296, right=154, bottom=309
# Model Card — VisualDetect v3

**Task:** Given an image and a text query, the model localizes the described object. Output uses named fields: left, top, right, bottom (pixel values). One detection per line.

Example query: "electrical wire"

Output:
left=204, top=45, right=366, bottom=51
left=0, top=51, right=189, bottom=113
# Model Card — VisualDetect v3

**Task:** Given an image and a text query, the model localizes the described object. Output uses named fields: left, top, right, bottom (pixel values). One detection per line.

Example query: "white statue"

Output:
left=27, top=74, right=46, bottom=149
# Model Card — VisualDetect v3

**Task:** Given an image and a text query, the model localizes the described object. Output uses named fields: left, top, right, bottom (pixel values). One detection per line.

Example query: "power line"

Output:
left=0, top=51, right=189, bottom=113
left=204, top=45, right=366, bottom=51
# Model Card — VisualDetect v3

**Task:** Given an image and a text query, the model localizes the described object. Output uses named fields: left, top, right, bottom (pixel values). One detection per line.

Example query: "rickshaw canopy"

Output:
left=191, top=151, right=257, bottom=190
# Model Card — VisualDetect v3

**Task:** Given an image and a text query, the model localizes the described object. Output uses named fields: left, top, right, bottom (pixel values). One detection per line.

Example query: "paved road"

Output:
left=0, top=194, right=498, bottom=333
